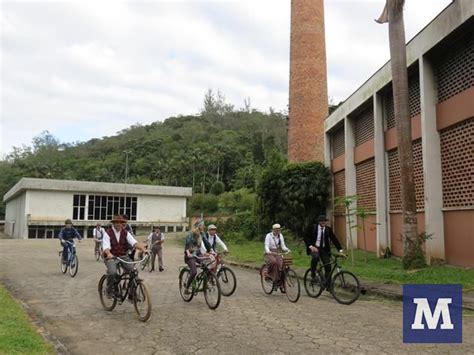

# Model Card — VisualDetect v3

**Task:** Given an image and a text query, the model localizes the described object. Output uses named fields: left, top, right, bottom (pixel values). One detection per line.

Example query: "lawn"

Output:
left=224, top=240, right=474, bottom=292
left=0, top=284, right=53, bottom=354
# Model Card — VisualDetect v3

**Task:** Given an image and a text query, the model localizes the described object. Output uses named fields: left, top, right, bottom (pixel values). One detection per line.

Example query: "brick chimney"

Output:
left=288, top=0, right=328, bottom=162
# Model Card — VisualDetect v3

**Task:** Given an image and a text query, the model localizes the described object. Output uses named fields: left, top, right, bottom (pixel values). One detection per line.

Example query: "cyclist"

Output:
left=147, top=226, right=165, bottom=272
left=58, top=219, right=82, bottom=264
left=183, top=225, right=211, bottom=295
left=304, top=215, right=344, bottom=288
left=202, top=224, right=228, bottom=254
left=102, top=215, right=147, bottom=297
left=93, top=223, right=106, bottom=256
left=264, top=223, right=289, bottom=292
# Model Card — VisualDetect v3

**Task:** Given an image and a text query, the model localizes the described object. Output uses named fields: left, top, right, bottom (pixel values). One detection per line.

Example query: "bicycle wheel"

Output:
left=331, top=270, right=360, bottom=305
left=204, top=272, right=221, bottom=310
left=217, top=266, right=237, bottom=297
left=303, top=268, right=323, bottom=298
left=147, top=253, right=154, bottom=272
left=69, top=254, right=79, bottom=277
left=178, top=268, right=194, bottom=302
left=260, top=264, right=274, bottom=295
left=133, top=280, right=152, bottom=322
left=98, top=275, right=117, bottom=311
left=59, top=252, right=67, bottom=274
left=284, top=268, right=300, bottom=303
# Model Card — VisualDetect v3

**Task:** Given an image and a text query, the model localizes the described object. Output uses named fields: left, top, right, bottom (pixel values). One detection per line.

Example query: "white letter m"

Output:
left=411, top=298, right=454, bottom=330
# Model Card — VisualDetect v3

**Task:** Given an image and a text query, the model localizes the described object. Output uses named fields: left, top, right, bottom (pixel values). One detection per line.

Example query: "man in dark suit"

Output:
left=305, top=215, right=344, bottom=285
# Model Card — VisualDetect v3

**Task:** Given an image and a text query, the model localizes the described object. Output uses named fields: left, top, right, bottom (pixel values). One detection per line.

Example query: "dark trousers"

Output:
left=310, top=250, right=331, bottom=281
left=62, top=242, right=73, bottom=262
left=185, top=257, right=200, bottom=289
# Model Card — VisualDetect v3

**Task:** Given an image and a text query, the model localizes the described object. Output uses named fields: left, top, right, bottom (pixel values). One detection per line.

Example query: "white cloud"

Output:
left=0, top=0, right=452, bottom=157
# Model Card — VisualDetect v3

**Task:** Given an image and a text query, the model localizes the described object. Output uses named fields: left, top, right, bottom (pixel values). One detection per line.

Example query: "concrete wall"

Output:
left=27, top=190, right=73, bottom=223
left=443, top=210, right=474, bottom=267
left=4, top=192, right=27, bottom=239
left=138, top=195, right=187, bottom=223
left=356, top=215, right=377, bottom=252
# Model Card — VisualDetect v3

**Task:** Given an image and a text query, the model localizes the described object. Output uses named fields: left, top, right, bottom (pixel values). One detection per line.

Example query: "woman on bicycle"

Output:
left=183, top=224, right=211, bottom=295
left=264, top=223, right=289, bottom=291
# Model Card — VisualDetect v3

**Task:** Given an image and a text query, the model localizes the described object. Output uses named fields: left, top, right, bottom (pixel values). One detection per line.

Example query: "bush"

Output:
left=217, top=188, right=256, bottom=212
left=190, top=193, right=219, bottom=214
left=210, top=181, right=225, bottom=195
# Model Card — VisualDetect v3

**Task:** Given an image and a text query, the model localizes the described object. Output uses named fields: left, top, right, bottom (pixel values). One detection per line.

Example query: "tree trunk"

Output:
left=386, top=0, right=424, bottom=269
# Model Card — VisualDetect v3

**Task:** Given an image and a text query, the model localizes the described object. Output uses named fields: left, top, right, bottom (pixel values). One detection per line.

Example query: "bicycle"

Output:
left=178, top=255, right=222, bottom=310
left=139, top=244, right=154, bottom=272
left=259, top=251, right=300, bottom=303
left=94, top=242, right=103, bottom=261
left=59, top=240, right=79, bottom=277
left=211, top=253, right=237, bottom=297
left=98, top=253, right=152, bottom=322
left=303, top=253, right=360, bottom=305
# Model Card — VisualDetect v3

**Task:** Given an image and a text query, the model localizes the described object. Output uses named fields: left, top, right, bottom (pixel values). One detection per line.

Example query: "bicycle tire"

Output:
left=217, top=266, right=237, bottom=297
left=330, top=270, right=360, bottom=305
left=98, top=274, right=117, bottom=311
left=303, top=268, right=324, bottom=298
left=178, top=268, right=194, bottom=302
left=284, top=268, right=300, bottom=303
left=69, top=254, right=79, bottom=277
left=204, top=272, right=221, bottom=310
left=133, top=280, right=152, bottom=322
left=59, top=252, right=67, bottom=274
left=260, top=264, right=274, bottom=295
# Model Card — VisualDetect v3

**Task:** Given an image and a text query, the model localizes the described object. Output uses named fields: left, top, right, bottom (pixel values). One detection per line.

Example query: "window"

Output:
left=73, top=194, right=86, bottom=220
left=87, top=195, right=137, bottom=221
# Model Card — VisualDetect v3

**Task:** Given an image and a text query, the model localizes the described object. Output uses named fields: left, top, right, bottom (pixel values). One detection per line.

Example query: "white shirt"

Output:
left=201, top=233, right=228, bottom=254
left=93, top=227, right=106, bottom=241
left=316, top=225, right=325, bottom=248
left=102, top=227, right=137, bottom=253
left=264, top=232, right=289, bottom=254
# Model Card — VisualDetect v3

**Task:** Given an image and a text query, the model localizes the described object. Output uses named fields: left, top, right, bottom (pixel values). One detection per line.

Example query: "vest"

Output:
left=107, top=228, right=129, bottom=257
left=205, top=232, right=217, bottom=250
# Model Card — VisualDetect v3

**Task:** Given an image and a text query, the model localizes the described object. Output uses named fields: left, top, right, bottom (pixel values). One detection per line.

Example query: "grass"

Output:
left=0, top=284, right=54, bottom=355
left=224, top=240, right=474, bottom=292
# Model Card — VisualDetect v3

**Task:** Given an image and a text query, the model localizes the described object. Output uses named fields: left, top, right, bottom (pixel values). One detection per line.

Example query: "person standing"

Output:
left=93, top=223, right=106, bottom=255
left=147, top=226, right=165, bottom=272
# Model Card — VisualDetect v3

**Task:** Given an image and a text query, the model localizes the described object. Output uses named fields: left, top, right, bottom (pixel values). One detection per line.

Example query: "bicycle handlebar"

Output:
left=116, top=252, right=150, bottom=265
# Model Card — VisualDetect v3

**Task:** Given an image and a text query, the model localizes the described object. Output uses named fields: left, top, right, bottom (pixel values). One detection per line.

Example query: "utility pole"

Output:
left=123, top=150, right=131, bottom=216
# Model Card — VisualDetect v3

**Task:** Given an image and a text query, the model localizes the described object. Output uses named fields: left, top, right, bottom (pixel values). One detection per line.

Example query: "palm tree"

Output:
left=377, top=0, right=424, bottom=269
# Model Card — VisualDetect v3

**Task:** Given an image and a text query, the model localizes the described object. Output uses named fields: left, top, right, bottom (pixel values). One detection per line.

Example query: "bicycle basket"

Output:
left=282, top=255, right=293, bottom=267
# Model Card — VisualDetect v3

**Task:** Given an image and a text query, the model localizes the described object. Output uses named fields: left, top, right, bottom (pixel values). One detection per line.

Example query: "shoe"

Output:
left=159, top=267, right=164, bottom=272
left=106, top=289, right=114, bottom=299
left=280, top=287, right=286, bottom=294
left=184, top=288, right=191, bottom=295
left=62, top=260, right=67, bottom=265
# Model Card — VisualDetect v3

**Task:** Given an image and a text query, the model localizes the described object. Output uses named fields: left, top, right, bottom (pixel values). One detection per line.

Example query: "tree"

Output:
left=377, top=0, right=423, bottom=269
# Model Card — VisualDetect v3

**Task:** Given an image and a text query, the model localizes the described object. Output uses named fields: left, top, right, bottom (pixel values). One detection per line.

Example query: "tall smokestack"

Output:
left=288, top=0, right=328, bottom=162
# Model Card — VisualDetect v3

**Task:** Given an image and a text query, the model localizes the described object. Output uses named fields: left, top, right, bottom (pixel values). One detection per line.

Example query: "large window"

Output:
left=73, top=194, right=86, bottom=220
left=88, top=195, right=137, bottom=221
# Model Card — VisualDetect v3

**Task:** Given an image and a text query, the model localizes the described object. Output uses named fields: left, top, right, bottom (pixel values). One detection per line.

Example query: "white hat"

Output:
left=207, top=224, right=217, bottom=230
left=272, top=223, right=281, bottom=229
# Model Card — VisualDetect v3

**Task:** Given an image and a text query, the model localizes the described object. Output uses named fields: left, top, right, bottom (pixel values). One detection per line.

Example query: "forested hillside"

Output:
left=0, top=92, right=288, bottom=216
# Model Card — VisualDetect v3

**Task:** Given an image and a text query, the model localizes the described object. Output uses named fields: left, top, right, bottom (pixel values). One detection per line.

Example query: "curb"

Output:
left=226, top=260, right=474, bottom=311
left=1, top=279, right=69, bottom=354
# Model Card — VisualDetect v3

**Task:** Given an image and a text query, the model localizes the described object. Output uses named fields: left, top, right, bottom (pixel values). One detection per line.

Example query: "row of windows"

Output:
left=72, top=194, right=138, bottom=221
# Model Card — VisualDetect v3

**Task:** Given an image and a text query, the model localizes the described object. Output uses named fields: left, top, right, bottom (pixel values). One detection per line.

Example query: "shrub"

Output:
left=210, top=181, right=225, bottom=195
left=190, top=193, right=219, bottom=214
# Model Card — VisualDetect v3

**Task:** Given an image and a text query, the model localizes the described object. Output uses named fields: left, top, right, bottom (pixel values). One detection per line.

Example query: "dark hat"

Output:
left=318, top=215, right=329, bottom=222
left=111, top=215, right=127, bottom=223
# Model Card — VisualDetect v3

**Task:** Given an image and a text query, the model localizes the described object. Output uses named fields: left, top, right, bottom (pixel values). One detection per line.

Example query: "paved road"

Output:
left=0, top=237, right=472, bottom=354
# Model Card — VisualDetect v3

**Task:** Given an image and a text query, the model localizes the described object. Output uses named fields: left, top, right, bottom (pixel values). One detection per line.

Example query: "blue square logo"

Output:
left=403, top=284, right=462, bottom=343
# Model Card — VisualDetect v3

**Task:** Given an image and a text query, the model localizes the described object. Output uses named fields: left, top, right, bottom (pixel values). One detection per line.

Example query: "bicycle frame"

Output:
left=63, top=241, right=76, bottom=265
left=113, top=254, right=149, bottom=302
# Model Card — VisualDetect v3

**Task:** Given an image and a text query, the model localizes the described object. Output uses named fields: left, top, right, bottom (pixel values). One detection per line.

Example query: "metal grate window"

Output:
left=355, top=158, right=376, bottom=212
left=331, top=125, right=345, bottom=159
left=436, top=35, right=474, bottom=103
left=354, top=103, right=374, bottom=146
left=383, top=71, right=421, bottom=130
left=333, top=170, right=346, bottom=216
left=387, top=139, right=425, bottom=211
left=440, top=118, right=474, bottom=208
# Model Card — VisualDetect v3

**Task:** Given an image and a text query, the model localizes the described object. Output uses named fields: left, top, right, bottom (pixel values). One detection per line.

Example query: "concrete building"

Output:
left=324, top=0, right=473, bottom=267
left=3, top=178, right=192, bottom=239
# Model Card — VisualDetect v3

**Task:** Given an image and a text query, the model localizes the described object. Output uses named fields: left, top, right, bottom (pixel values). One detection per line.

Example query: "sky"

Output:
left=0, top=0, right=452, bottom=157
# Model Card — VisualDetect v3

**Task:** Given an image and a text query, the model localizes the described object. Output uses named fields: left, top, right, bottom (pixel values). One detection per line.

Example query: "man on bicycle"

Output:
left=183, top=222, right=212, bottom=295
left=264, top=223, right=289, bottom=292
left=202, top=224, right=229, bottom=254
left=93, top=223, right=106, bottom=256
left=102, top=215, right=147, bottom=297
left=305, top=215, right=343, bottom=287
left=58, top=219, right=82, bottom=264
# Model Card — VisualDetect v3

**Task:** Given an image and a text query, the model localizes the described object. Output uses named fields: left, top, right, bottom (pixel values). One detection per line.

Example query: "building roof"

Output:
left=325, top=0, right=473, bottom=133
left=3, top=178, right=192, bottom=203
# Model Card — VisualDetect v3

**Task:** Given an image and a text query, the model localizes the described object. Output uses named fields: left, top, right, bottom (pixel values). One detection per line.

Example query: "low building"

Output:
left=324, top=0, right=473, bottom=267
left=3, top=178, right=192, bottom=239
